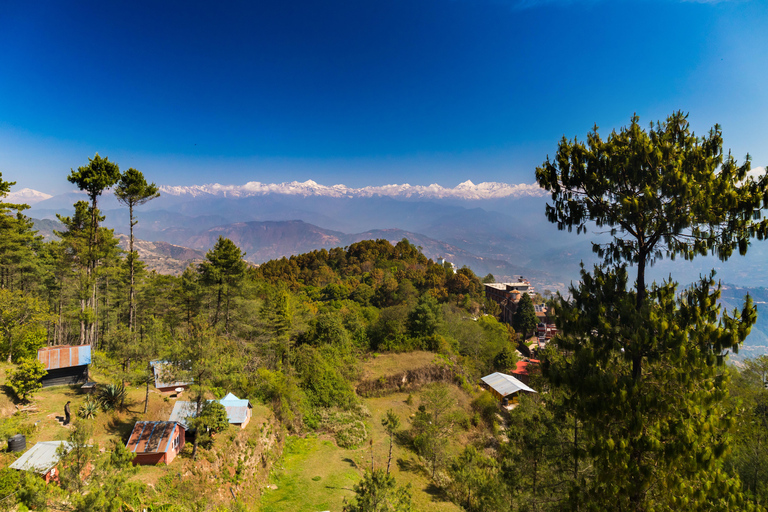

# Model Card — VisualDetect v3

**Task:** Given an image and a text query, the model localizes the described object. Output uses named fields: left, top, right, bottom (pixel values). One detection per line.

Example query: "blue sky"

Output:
left=1, top=0, right=767, bottom=194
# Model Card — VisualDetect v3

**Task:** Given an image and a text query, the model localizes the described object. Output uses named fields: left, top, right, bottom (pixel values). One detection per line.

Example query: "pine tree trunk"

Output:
left=129, top=203, right=135, bottom=334
left=144, top=366, right=150, bottom=414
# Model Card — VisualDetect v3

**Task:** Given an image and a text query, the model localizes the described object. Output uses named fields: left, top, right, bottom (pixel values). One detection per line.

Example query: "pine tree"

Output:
left=0, top=172, right=41, bottom=291
left=114, top=168, right=159, bottom=334
left=198, top=236, right=247, bottom=330
left=67, top=155, right=122, bottom=346
left=535, top=112, right=768, bottom=510
left=513, top=292, right=537, bottom=342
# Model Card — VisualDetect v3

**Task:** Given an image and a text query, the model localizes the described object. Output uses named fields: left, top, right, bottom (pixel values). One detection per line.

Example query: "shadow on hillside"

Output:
left=342, top=457, right=358, bottom=468
left=396, top=457, right=429, bottom=478
left=424, top=482, right=452, bottom=503
left=105, top=413, right=139, bottom=442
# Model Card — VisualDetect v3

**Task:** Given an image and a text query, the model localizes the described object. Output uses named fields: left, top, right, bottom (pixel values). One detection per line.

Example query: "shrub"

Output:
left=471, top=391, right=499, bottom=426
left=78, top=399, right=99, bottom=419
left=6, top=358, right=46, bottom=403
left=98, top=383, right=127, bottom=412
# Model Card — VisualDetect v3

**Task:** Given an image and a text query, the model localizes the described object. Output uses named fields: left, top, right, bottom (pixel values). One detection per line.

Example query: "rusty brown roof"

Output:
left=126, top=421, right=180, bottom=454
left=37, top=345, right=92, bottom=370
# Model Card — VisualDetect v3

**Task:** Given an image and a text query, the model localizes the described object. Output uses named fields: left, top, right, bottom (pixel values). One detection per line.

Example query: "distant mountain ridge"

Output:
left=158, top=179, right=546, bottom=200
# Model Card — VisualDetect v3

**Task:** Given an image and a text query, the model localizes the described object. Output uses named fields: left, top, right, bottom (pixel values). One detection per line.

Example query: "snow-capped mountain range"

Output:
left=158, top=179, right=546, bottom=200
left=5, top=188, right=53, bottom=205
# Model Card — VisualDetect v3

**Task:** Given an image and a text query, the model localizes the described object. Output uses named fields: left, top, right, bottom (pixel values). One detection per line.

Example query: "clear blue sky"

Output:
left=1, top=0, right=766, bottom=194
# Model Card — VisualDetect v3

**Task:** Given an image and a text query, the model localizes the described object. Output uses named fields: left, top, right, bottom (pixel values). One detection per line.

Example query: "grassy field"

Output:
left=259, top=352, right=472, bottom=512
left=260, top=435, right=359, bottom=512
left=358, top=351, right=439, bottom=383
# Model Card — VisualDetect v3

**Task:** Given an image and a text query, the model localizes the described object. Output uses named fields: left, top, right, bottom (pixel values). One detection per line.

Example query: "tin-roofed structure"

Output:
left=169, top=393, right=253, bottom=429
left=10, top=441, right=72, bottom=482
left=149, top=360, right=192, bottom=392
left=126, top=421, right=185, bottom=465
left=481, top=372, right=537, bottom=402
left=218, top=393, right=252, bottom=428
left=37, top=345, right=91, bottom=387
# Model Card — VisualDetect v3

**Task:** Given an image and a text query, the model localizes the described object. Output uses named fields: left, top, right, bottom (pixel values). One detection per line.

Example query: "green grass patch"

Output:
left=260, top=435, right=359, bottom=512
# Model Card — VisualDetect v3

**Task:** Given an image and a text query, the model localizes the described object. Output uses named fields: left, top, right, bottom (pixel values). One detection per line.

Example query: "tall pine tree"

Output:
left=536, top=112, right=768, bottom=510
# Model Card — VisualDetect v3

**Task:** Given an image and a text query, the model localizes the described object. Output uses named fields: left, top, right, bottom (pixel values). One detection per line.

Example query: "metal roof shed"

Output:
left=126, top=421, right=185, bottom=465
left=481, top=372, right=537, bottom=399
left=10, top=441, right=72, bottom=482
left=169, top=393, right=252, bottom=429
left=37, top=345, right=91, bottom=387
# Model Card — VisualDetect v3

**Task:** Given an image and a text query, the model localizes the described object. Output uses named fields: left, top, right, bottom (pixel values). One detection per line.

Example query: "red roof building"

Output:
left=126, top=421, right=185, bottom=465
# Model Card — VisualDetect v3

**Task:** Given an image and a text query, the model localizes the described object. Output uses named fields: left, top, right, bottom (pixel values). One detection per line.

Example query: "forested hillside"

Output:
left=4, top=117, right=768, bottom=512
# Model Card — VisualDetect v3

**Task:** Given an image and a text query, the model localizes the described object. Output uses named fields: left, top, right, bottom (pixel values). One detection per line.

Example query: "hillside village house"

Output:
left=37, top=345, right=91, bottom=387
left=169, top=393, right=253, bottom=429
left=481, top=372, right=537, bottom=407
left=484, top=278, right=537, bottom=325
left=126, top=421, right=185, bottom=465
left=149, top=360, right=192, bottom=392
left=9, top=441, right=72, bottom=483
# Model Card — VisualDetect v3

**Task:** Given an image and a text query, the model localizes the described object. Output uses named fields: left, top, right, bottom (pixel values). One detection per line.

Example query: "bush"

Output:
left=78, top=399, right=99, bottom=419
left=471, top=391, right=499, bottom=426
left=98, top=383, right=127, bottom=412
left=6, top=358, right=46, bottom=402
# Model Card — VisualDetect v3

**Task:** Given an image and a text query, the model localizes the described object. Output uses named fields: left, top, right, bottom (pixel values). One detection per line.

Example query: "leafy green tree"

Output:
left=728, top=356, right=768, bottom=505
left=0, top=288, right=50, bottom=362
left=512, top=292, right=537, bottom=342
left=343, top=469, right=413, bottom=512
left=114, top=168, right=159, bottom=333
left=198, top=236, right=247, bottom=330
left=198, top=400, right=230, bottom=434
left=67, top=153, right=121, bottom=260
left=535, top=112, right=767, bottom=509
left=449, top=445, right=506, bottom=512
left=492, top=344, right=518, bottom=372
left=6, top=358, right=46, bottom=402
left=406, top=294, right=442, bottom=339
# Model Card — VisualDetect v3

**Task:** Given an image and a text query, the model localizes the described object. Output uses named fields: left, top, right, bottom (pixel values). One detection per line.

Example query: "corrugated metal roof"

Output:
left=126, top=421, right=181, bottom=454
left=219, top=393, right=251, bottom=424
left=149, top=360, right=192, bottom=389
left=9, top=441, right=71, bottom=474
left=169, top=393, right=252, bottom=427
left=168, top=401, right=206, bottom=429
left=481, top=372, right=536, bottom=396
left=37, top=345, right=91, bottom=370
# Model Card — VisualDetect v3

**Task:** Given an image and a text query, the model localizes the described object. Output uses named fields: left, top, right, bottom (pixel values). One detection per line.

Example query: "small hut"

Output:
left=37, top=345, right=91, bottom=387
left=481, top=372, right=536, bottom=406
left=149, top=360, right=191, bottom=392
left=9, top=441, right=72, bottom=483
left=126, top=421, right=185, bottom=465
left=169, top=392, right=252, bottom=429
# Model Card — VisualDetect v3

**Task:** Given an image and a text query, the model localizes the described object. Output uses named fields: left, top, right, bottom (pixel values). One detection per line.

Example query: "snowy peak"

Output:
left=4, top=188, right=53, bottom=205
left=158, top=180, right=545, bottom=200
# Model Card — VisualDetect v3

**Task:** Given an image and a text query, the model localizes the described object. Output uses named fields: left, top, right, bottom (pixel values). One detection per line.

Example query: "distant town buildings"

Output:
left=436, top=257, right=457, bottom=273
left=484, top=277, right=538, bottom=324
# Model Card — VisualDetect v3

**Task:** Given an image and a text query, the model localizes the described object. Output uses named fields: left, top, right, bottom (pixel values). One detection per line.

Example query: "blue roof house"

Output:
left=169, top=393, right=253, bottom=429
